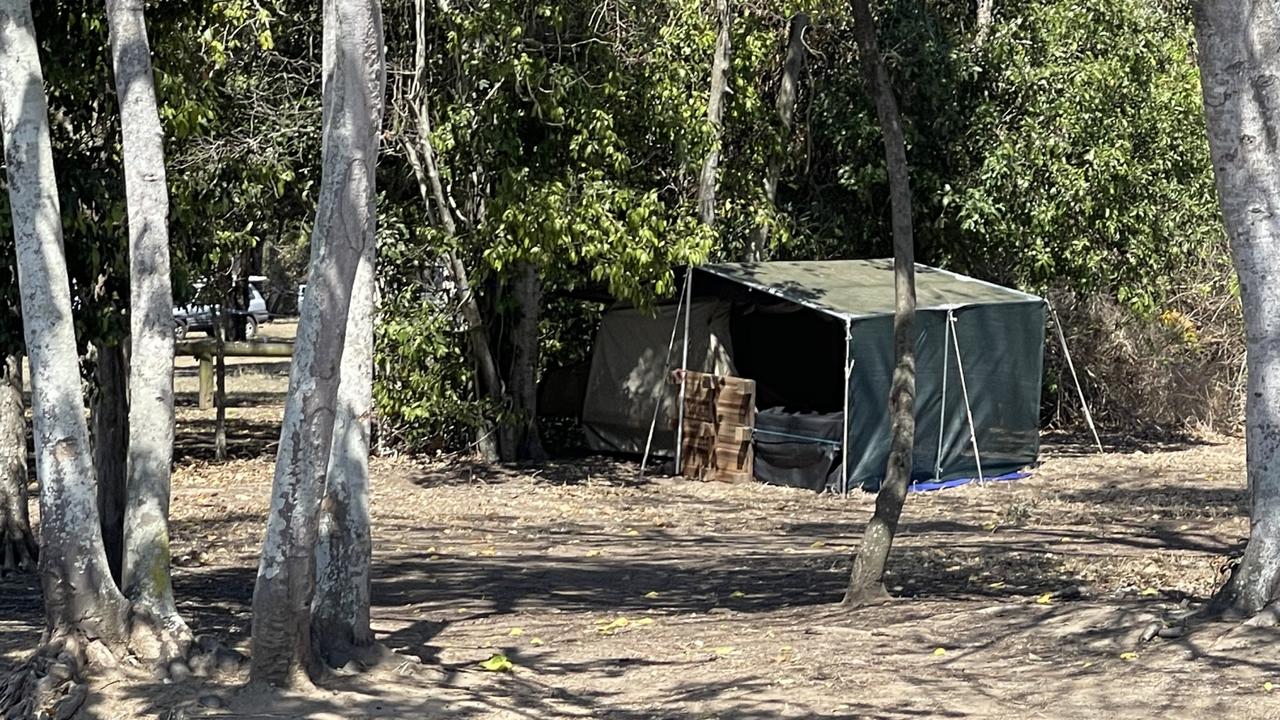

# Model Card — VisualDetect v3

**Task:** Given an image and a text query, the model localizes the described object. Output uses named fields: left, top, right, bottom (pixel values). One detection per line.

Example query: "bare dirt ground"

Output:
left=4, top=328, right=1280, bottom=718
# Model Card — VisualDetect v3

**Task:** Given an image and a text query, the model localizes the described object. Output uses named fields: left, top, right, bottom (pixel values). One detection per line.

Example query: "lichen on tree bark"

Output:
left=250, top=0, right=385, bottom=686
left=1194, top=0, right=1280, bottom=617
left=0, top=0, right=130, bottom=645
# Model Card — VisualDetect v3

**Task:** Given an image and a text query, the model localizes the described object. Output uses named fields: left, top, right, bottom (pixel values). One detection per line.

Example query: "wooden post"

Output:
left=178, top=339, right=295, bottom=358
left=181, top=339, right=293, bottom=411
left=198, top=354, right=214, bottom=410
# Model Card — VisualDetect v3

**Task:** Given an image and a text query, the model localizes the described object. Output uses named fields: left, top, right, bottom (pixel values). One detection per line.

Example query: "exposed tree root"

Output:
left=0, top=635, right=96, bottom=720
left=127, top=606, right=193, bottom=670
left=140, top=631, right=245, bottom=684
left=841, top=583, right=893, bottom=608
left=315, top=639, right=393, bottom=677
left=0, top=626, right=247, bottom=719
left=1243, top=604, right=1280, bottom=628
left=1139, top=616, right=1192, bottom=644
left=1195, top=557, right=1280, bottom=626
left=178, top=635, right=247, bottom=680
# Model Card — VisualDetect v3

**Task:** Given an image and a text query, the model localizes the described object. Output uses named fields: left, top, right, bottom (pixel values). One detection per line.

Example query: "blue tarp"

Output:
left=907, top=470, right=1029, bottom=493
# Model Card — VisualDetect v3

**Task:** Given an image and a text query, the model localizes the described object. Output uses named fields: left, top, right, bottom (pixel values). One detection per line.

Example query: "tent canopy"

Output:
left=695, top=259, right=1041, bottom=320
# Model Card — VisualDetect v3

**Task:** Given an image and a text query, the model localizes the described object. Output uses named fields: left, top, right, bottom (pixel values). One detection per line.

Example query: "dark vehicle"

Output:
left=174, top=279, right=271, bottom=340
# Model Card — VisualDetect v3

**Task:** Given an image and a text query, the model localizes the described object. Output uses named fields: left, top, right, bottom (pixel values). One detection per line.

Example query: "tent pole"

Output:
left=639, top=283, right=689, bottom=479
left=935, top=312, right=951, bottom=482
left=842, top=318, right=852, bottom=496
left=675, top=268, right=694, bottom=474
left=1048, top=302, right=1103, bottom=453
left=948, top=313, right=985, bottom=484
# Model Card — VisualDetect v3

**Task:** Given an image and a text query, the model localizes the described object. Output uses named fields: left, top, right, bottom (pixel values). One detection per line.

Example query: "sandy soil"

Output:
left=3, top=349, right=1280, bottom=719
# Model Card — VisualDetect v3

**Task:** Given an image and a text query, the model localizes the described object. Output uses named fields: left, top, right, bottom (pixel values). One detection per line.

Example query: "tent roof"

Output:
left=695, top=259, right=1042, bottom=321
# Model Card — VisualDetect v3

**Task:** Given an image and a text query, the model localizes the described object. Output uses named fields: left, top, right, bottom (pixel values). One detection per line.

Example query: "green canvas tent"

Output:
left=582, top=259, right=1047, bottom=492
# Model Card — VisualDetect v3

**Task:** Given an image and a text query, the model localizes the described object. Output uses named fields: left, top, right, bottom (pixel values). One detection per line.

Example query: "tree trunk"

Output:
left=696, top=0, right=732, bottom=227
left=0, top=354, right=35, bottom=575
left=215, top=310, right=228, bottom=461
left=313, top=232, right=375, bottom=668
left=1195, top=0, right=1280, bottom=617
left=843, top=0, right=918, bottom=606
left=250, top=0, right=384, bottom=687
left=451, top=253, right=502, bottom=460
left=107, top=0, right=188, bottom=661
left=499, top=263, right=547, bottom=463
left=0, top=0, right=130, bottom=645
left=402, top=0, right=502, bottom=461
left=400, top=131, right=501, bottom=463
left=975, top=0, right=992, bottom=43
left=92, top=341, right=128, bottom=584
left=747, top=13, right=808, bottom=261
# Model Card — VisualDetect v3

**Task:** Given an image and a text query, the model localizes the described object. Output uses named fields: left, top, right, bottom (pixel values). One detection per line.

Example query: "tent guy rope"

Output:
left=1048, top=302, right=1104, bottom=453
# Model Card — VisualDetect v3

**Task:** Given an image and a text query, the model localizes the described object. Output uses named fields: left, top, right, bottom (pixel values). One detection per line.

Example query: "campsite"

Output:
left=4, top=302, right=1276, bottom=717
left=3, top=0, right=1280, bottom=719
left=2, top=364, right=1272, bottom=717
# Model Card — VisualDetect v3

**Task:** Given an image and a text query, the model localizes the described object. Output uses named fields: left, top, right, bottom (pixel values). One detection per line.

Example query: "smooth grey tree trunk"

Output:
left=0, top=0, right=130, bottom=643
left=313, top=237, right=375, bottom=667
left=843, top=0, right=918, bottom=606
left=748, top=13, right=808, bottom=261
left=107, top=0, right=188, bottom=661
left=696, top=0, right=732, bottom=227
left=975, top=0, right=992, bottom=43
left=0, top=354, right=35, bottom=574
left=500, top=263, right=547, bottom=463
left=1195, top=0, right=1280, bottom=617
left=92, top=341, right=128, bottom=584
left=401, top=0, right=502, bottom=461
left=250, top=0, right=384, bottom=686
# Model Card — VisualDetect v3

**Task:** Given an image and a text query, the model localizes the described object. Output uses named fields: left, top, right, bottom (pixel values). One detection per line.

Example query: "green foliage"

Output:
left=944, top=0, right=1224, bottom=311
left=372, top=0, right=1230, bottom=450
left=373, top=0, right=723, bottom=445
left=0, top=0, right=1227, bottom=446
left=373, top=202, right=492, bottom=449
left=0, top=1, right=320, bottom=356
left=420, top=0, right=718, bottom=301
left=159, top=0, right=322, bottom=305
left=782, top=0, right=1224, bottom=314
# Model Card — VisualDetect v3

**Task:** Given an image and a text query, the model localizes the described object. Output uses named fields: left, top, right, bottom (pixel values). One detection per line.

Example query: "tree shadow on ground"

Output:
left=98, top=592, right=1280, bottom=720
left=403, top=456, right=652, bottom=489
left=1050, top=484, right=1245, bottom=518
left=0, top=572, right=41, bottom=675
left=6, top=418, right=1261, bottom=717
left=174, top=390, right=288, bottom=409
left=103, top=669, right=960, bottom=720
left=1040, top=430, right=1225, bottom=457
left=174, top=418, right=281, bottom=462
left=158, top=526, right=1148, bottom=659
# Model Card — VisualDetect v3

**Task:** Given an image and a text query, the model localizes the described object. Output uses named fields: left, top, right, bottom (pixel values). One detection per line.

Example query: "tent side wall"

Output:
left=845, top=300, right=1046, bottom=486
left=582, top=302, right=736, bottom=455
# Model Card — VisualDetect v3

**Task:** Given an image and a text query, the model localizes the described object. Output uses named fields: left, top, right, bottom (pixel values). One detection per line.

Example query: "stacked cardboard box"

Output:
left=678, top=371, right=755, bottom=483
